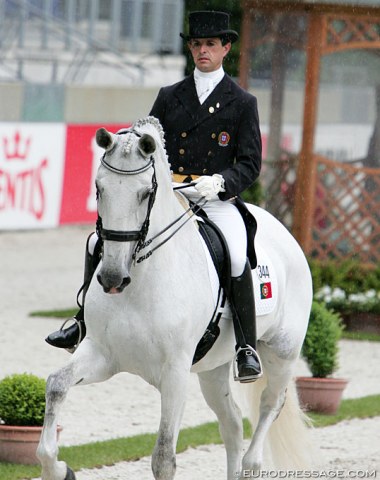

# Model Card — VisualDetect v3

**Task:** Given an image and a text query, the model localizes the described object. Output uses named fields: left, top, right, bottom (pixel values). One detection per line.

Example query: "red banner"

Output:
left=59, top=124, right=128, bottom=225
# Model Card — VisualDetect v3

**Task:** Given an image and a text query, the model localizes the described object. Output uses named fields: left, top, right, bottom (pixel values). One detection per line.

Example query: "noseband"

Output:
left=96, top=129, right=158, bottom=256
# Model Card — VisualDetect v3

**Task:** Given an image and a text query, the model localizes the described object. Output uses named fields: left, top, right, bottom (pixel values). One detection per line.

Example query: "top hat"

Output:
left=180, top=11, right=239, bottom=43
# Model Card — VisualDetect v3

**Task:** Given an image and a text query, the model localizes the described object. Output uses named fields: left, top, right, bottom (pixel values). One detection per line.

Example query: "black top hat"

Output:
left=180, top=11, right=239, bottom=43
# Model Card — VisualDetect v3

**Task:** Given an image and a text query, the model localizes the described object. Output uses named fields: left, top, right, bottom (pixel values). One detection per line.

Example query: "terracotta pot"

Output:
left=295, top=376, right=348, bottom=415
left=0, top=424, right=62, bottom=464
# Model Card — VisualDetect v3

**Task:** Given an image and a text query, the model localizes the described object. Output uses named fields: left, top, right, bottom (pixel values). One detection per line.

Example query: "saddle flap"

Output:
left=198, top=217, right=231, bottom=295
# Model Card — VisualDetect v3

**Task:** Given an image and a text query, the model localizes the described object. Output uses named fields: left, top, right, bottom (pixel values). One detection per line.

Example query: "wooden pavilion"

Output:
left=239, top=0, right=380, bottom=265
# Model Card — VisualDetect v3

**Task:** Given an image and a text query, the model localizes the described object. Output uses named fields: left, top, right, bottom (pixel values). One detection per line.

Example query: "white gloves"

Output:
left=194, top=174, right=225, bottom=201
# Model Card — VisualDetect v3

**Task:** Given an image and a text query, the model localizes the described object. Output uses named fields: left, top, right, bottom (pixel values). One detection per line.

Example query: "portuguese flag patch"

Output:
left=260, top=282, right=272, bottom=299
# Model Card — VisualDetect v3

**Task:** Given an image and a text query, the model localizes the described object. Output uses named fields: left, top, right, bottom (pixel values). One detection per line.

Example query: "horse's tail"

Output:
left=243, top=373, right=316, bottom=469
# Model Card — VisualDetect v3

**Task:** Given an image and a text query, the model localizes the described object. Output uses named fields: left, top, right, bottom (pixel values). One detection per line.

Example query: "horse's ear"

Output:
left=138, top=134, right=156, bottom=157
left=96, top=128, right=116, bottom=151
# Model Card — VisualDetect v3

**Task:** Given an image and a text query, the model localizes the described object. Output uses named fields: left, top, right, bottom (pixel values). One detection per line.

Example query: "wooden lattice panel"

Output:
left=323, top=15, right=380, bottom=54
left=311, top=156, right=380, bottom=264
left=263, top=152, right=298, bottom=230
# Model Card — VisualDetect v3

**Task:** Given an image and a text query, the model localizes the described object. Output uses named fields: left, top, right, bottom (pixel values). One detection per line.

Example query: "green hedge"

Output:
left=308, top=259, right=380, bottom=295
left=0, top=373, right=46, bottom=426
left=302, top=301, right=344, bottom=378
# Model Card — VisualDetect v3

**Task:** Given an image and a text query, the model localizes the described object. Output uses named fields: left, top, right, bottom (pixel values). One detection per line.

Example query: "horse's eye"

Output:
left=139, top=187, right=152, bottom=203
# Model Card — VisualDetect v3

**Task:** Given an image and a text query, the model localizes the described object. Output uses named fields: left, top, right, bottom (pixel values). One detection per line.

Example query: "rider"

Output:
left=46, top=10, right=262, bottom=383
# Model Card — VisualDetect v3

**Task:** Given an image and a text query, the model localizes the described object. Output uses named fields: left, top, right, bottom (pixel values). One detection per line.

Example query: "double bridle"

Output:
left=96, top=129, right=207, bottom=264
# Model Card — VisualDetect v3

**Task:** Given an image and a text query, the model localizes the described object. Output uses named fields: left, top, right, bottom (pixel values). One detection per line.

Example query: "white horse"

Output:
left=37, top=116, right=313, bottom=480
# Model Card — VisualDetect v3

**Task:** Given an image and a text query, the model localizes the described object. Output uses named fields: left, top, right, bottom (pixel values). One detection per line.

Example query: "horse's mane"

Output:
left=132, top=116, right=171, bottom=180
left=133, top=116, right=165, bottom=148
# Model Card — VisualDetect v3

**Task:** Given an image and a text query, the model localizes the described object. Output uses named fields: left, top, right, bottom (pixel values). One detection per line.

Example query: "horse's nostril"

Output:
left=121, top=276, right=131, bottom=288
left=97, top=273, right=103, bottom=286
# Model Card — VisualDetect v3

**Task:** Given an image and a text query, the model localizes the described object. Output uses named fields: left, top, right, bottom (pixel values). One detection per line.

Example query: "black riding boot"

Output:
left=230, top=260, right=262, bottom=383
left=45, top=234, right=100, bottom=350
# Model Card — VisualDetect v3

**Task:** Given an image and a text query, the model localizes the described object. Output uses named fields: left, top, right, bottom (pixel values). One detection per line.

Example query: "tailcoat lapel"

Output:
left=174, top=75, right=200, bottom=119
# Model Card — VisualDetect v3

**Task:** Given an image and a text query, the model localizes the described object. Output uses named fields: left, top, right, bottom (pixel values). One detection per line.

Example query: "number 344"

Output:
left=257, top=264, right=270, bottom=279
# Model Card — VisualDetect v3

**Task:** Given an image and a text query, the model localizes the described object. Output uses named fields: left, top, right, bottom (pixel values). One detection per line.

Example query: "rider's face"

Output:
left=188, top=37, right=231, bottom=73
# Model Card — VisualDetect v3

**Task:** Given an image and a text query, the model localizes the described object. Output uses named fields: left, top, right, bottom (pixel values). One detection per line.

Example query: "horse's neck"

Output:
left=153, top=182, right=185, bottom=229
left=146, top=179, right=199, bottom=261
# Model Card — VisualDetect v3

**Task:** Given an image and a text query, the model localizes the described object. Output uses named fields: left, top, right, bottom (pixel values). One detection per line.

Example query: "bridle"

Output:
left=96, top=129, right=158, bottom=255
left=96, top=129, right=207, bottom=264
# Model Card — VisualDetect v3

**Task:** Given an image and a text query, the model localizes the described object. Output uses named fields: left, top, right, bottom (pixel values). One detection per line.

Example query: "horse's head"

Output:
left=94, top=119, right=163, bottom=293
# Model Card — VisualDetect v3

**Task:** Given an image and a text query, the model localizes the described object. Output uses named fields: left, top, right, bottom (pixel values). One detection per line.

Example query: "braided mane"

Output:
left=133, top=116, right=165, bottom=147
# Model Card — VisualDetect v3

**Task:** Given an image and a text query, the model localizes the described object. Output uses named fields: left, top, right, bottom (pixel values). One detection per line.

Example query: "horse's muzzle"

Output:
left=97, top=273, right=131, bottom=293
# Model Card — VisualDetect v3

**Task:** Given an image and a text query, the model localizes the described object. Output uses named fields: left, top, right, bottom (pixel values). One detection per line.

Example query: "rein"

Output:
left=133, top=195, right=207, bottom=263
left=96, top=131, right=207, bottom=264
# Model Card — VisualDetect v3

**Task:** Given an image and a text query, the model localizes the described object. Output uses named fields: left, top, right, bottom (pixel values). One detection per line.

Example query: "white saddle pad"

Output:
left=201, top=236, right=278, bottom=318
left=253, top=242, right=278, bottom=317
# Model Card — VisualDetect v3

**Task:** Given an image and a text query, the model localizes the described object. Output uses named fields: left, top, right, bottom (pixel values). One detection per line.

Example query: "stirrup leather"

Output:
left=233, top=345, right=263, bottom=383
left=57, top=317, right=83, bottom=355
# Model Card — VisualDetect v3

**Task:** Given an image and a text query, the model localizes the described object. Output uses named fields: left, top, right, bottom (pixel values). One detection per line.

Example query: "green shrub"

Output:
left=0, top=373, right=46, bottom=426
left=302, top=302, right=344, bottom=378
left=308, top=259, right=380, bottom=295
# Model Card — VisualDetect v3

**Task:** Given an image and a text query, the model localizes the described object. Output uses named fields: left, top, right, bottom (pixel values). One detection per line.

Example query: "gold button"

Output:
left=178, top=166, right=184, bottom=172
left=209, top=107, right=215, bottom=113
left=181, top=132, right=187, bottom=138
left=203, top=169, right=208, bottom=174
left=179, top=148, right=185, bottom=155
left=207, top=151, right=212, bottom=156
left=211, top=133, right=216, bottom=139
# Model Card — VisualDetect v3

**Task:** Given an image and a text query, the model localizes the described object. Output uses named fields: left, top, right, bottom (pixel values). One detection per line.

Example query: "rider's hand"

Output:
left=194, top=174, right=225, bottom=201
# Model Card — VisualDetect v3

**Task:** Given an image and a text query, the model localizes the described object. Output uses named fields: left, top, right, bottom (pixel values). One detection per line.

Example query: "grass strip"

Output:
left=1, top=395, right=379, bottom=480
left=30, top=308, right=77, bottom=318
left=341, top=331, right=380, bottom=342
left=307, top=394, right=380, bottom=427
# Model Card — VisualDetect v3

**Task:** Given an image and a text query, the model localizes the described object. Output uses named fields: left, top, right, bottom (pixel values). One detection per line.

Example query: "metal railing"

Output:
left=0, top=0, right=184, bottom=83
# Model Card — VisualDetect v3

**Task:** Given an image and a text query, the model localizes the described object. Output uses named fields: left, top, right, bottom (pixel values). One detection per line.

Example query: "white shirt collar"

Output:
left=194, top=66, right=225, bottom=104
left=194, top=66, right=225, bottom=83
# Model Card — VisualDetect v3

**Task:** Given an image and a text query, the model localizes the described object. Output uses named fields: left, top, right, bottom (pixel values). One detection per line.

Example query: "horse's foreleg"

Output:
left=152, top=362, right=190, bottom=480
left=37, top=362, right=74, bottom=480
left=198, top=362, right=243, bottom=480
left=37, top=342, right=113, bottom=480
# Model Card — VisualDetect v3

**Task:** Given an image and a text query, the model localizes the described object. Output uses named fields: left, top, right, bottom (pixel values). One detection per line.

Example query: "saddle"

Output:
left=192, top=213, right=231, bottom=364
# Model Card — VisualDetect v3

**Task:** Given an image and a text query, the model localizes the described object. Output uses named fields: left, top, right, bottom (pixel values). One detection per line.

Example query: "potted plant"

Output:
left=296, top=301, right=347, bottom=414
left=0, top=373, right=61, bottom=464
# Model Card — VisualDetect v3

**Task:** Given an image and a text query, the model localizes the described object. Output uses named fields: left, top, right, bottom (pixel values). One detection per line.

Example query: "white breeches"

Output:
left=181, top=187, right=247, bottom=277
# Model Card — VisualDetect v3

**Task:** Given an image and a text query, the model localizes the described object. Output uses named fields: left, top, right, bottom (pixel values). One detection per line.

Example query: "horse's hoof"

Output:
left=65, top=466, right=76, bottom=480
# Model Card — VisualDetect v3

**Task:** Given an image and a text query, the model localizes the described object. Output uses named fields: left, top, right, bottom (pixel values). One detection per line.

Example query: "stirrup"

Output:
left=233, top=345, right=263, bottom=383
left=58, top=317, right=83, bottom=354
